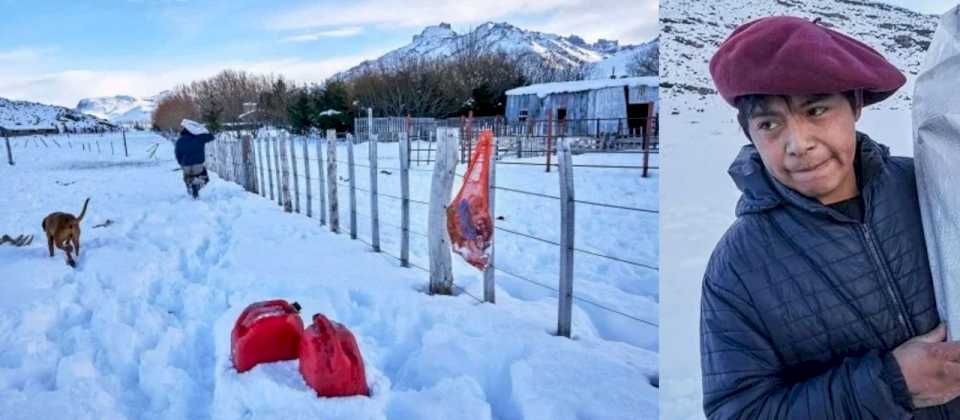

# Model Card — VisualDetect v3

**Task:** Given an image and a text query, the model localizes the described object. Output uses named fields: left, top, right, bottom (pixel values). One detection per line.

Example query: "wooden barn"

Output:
left=504, top=76, right=658, bottom=137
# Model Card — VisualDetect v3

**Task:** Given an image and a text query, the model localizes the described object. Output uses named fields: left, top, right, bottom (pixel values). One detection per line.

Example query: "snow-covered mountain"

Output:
left=76, top=93, right=164, bottom=126
left=338, top=22, right=658, bottom=79
left=588, top=37, right=659, bottom=79
left=0, top=97, right=113, bottom=132
left=661, top=0, right=938, bottom=109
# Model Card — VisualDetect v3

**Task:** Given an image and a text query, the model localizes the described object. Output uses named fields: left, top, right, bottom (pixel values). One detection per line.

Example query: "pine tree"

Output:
left=201, top=101, right=223, bottom=133
left=288, top=90, right=313, bottom=134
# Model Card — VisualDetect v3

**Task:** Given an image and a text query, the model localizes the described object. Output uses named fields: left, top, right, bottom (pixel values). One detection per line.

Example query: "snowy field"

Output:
left=660, top=94, right=915, bottom=420
left=0, top=130, right=657, bottom=419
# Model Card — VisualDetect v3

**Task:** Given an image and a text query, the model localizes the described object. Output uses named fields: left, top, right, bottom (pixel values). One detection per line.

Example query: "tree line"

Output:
left=153, top=42, right=657, bottom=134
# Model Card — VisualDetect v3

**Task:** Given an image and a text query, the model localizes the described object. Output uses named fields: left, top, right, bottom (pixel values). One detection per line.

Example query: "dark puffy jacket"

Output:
left=174, top=129, right=215, bottom=166
left=701, top=133, right=960, bottom=419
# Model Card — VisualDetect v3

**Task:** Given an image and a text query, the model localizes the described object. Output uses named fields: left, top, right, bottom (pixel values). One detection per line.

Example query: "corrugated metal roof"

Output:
left=506, top=77, right=659, bottom=98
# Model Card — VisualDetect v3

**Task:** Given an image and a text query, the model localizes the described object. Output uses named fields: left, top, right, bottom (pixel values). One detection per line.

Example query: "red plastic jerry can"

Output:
left=298, top=313, right=369, bottom=397
left=231, top=300, right=305, bottom=373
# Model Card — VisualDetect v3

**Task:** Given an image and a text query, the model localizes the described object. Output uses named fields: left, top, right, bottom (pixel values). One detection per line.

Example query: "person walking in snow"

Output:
left=174, top=119, right=215, bottom=199
left=700, top=16, right=960, bottom=419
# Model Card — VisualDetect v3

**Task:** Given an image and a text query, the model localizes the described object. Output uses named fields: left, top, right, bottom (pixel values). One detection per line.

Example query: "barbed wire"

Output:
left=493, top=186, right=561, bottom=201
left=574, top=199, right=658, bottom=214
left=353, top=234, right=483, bottom=304
left=491, top=264, right=657, bottom=327
left=495, top=226, right=658, bottom=272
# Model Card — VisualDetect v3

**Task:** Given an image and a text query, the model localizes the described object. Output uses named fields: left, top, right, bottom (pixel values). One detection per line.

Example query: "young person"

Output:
left=700, top=16, right=960, bottom=419
left=174, top=119, right=215, bottom=199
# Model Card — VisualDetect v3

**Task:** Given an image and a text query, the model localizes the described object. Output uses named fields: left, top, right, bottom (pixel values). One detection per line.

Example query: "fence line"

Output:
left=2, top=131, right=146, bottom=166
left=205, top=124, right=658, bottom=337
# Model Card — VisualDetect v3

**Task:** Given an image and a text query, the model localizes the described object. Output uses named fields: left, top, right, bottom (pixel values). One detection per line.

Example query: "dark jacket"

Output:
left=701, top=133, right=960, bottom=419
left=174, top=129, right=215, bottom=166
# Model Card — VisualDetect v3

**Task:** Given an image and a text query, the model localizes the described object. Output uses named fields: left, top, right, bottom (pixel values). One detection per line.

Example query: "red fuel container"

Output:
left=231, top=300, right=304, bottom=373
left=299, top=313, right=369, bottom=397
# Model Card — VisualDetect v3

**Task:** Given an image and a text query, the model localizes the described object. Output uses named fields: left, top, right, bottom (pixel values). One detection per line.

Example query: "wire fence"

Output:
left=206, top=124, right=659, bottom=337
left=354, top=115, right=659, bottom=177
left=2, top=130, right=146, bottom=166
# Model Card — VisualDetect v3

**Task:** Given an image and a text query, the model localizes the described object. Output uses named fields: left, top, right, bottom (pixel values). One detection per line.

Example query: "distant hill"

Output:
left=0, top=97, right=114, bottom=132
left=75, top=92, right=168, bottom=127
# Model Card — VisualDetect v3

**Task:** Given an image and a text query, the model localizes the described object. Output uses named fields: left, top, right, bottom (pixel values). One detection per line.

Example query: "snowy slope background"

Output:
left=0, top=131, right=658, bottom=419
left=659, top=1, right=943, bottom=418
left=0, top=97, right=113, bottom=132
left=75, top=93, right=165, bottom=127
left=661, top=0, right=938, bottom=111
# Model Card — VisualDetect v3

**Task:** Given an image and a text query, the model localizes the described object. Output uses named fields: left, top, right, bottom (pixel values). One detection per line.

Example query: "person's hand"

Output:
left=893, top=323, right=960, bottom=407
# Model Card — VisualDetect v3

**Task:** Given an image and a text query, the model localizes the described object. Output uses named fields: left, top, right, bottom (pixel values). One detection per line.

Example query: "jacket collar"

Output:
left=729, top=131, right=889, bottom=218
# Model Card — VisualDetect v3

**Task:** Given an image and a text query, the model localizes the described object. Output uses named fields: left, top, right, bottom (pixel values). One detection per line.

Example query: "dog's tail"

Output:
left=77, top=198, right=90, bottom=222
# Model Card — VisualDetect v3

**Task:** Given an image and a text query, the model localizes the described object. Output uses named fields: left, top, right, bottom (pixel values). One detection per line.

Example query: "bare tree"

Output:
left=627, top=38, right=659, bottom=77
left=152, top=91, right=199, bottom=133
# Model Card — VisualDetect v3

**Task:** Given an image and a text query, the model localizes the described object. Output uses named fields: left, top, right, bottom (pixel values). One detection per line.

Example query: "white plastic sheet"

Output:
left=914, top=6, right=960, bottom=339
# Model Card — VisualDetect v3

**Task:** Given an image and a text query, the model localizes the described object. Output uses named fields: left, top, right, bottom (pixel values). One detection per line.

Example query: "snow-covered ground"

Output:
left=659, top=94, right=915, bottom=420
left=0, top=130, right=657, bottom=419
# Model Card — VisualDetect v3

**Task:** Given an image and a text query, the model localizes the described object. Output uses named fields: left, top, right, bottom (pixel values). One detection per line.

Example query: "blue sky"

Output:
left=0, top=0, right=659, bottom=107
left=0, top=0, right=952, bottom=107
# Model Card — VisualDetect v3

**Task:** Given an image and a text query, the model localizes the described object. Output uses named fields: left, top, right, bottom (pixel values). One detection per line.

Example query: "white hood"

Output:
left=181, top=119, right=209, bottom=135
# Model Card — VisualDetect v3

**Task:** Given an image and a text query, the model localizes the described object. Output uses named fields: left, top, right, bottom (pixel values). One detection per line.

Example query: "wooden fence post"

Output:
left=303, top=135, right=312, bottom=218
left=557, top=137, right=575, bottom=338
left=326, top=129, right=339, bottom=233
left=316, top=134, right=328, bottom=225
left=484, top=137, right=497, bottom=303
left=265, top=136, right=275, bottom=200
left=222, top=137, right=228, bottom=180
left=642, top=124, right=651, bottom=178
left=369, top=133, right=381, bottom=252
left=290, top=136, right=301, bottom=213
left=241, top=134, right=258, bottom=193
left=428, top=127, right=458, bottom=295
left=222, top=138, right=230, bottom=182
left=122, top=128, right=129, bottom=157
left=347, top=134, right=357, bottom=239
left=546, top=112, right=553, bottom=173
left=4, top=134, right=12, bottom=166
left=399, top=132, right=411, bottom=267
left=273, top=135, right=282, bottom=206
left=255, top=137, right=266, bottom=197
left=279, top=133, right=293, bottom=212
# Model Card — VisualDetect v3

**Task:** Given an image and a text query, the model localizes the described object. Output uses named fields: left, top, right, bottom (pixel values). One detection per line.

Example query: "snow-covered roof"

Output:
left=506, top=77, right=658, bottom=98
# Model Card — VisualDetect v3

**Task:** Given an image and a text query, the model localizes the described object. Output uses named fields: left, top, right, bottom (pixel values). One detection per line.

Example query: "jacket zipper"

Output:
left=859, top=224, right=916, bottom=338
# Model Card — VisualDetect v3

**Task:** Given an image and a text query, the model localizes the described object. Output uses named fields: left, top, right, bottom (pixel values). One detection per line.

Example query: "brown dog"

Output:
left=42, top=198, right=89, bottom=267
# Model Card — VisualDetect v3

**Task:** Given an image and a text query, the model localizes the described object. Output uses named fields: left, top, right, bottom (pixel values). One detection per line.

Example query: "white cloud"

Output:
left=0, top=47, right=55, bottom=64
left=283, top=27, right=364, bottom=42
left=522, top=0, right=658, bottom=44
left=0, top=50, right=389, bottom=107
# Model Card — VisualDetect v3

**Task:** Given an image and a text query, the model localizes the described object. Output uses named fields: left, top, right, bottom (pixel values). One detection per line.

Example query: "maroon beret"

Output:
left=709, top=16, right=905, bottom=106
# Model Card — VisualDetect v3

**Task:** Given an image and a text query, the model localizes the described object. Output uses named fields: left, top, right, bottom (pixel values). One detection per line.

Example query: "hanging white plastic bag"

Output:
left=914, top=6, right=960, bottom=339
